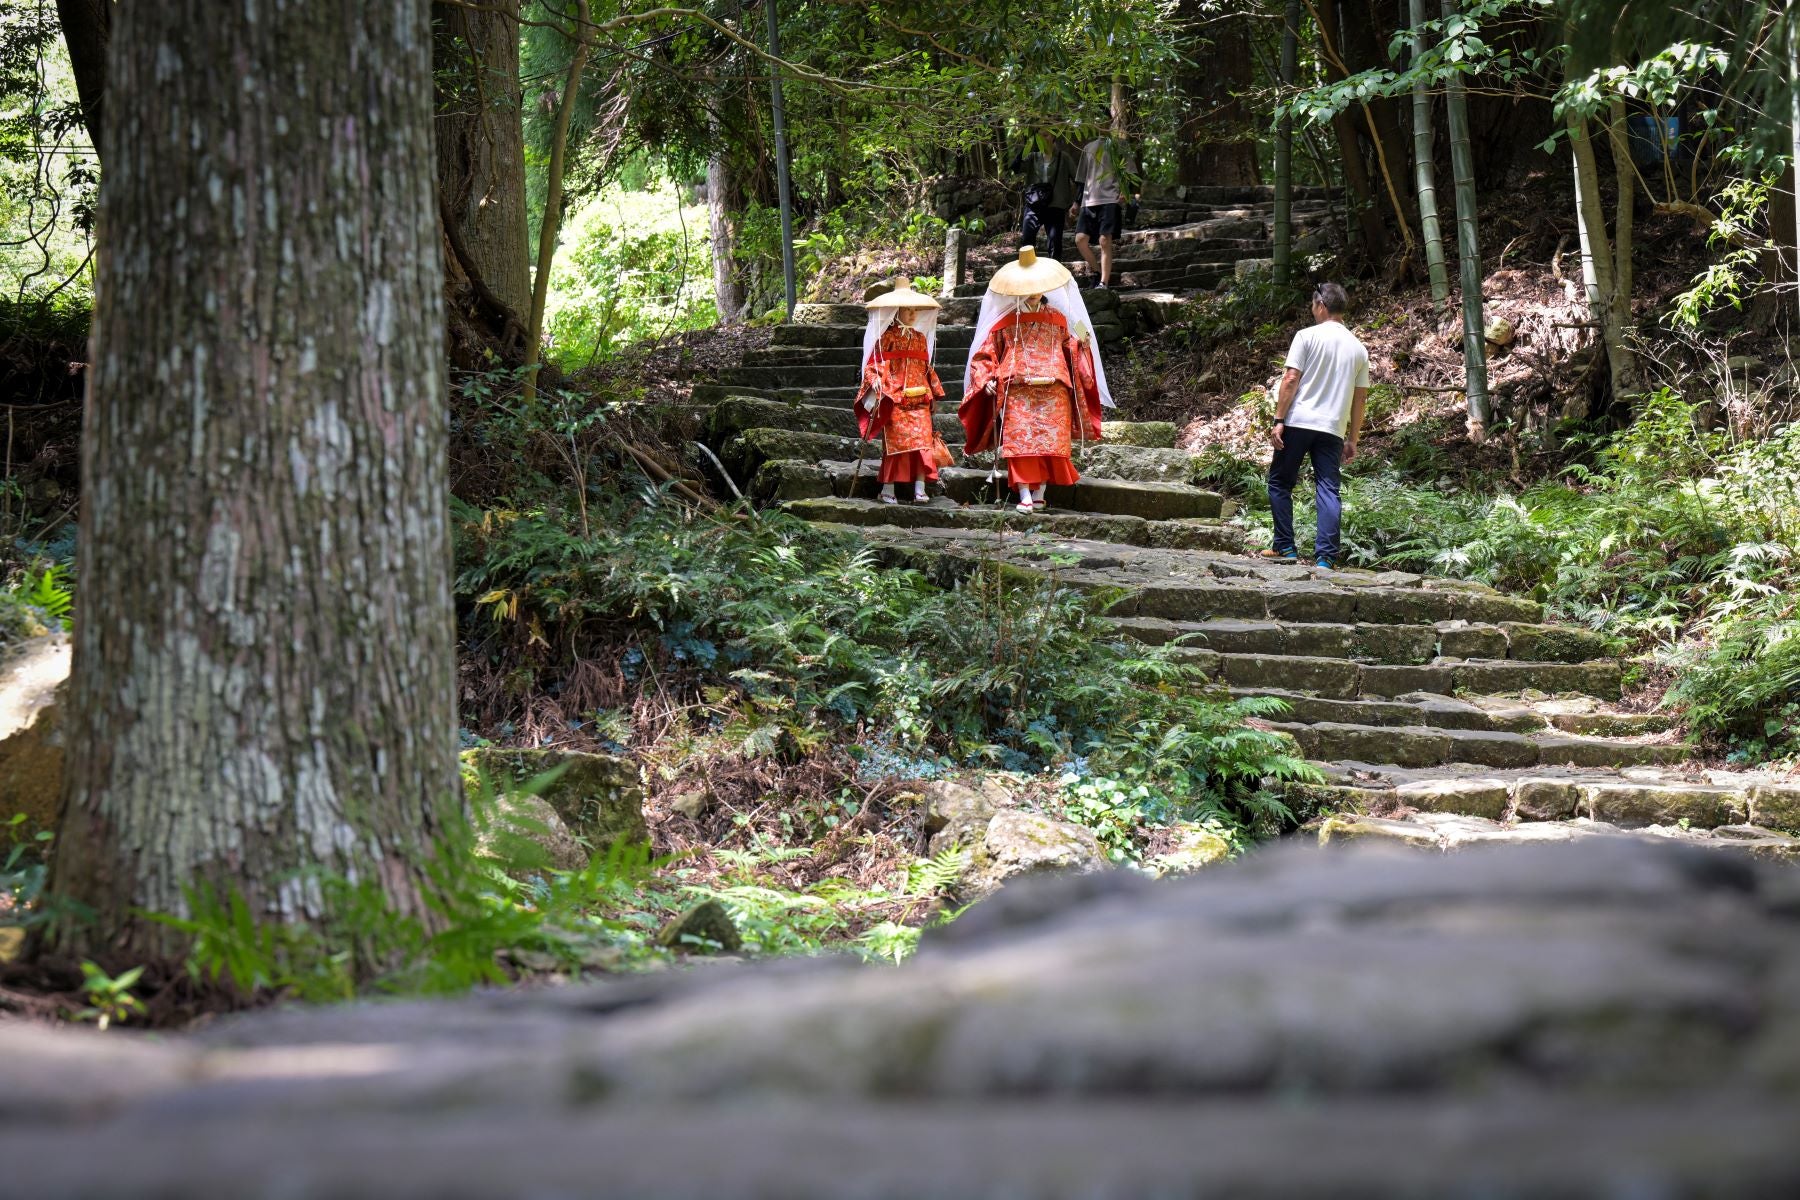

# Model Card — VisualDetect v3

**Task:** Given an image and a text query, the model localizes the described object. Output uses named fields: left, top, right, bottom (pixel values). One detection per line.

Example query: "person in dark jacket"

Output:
left=1011, top=135, right=1078, bottom=263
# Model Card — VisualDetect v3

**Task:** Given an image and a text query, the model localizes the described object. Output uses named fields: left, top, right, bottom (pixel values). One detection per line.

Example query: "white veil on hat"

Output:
left=961, top=281, right=1114, bottom=409
left=860, top=306, right=939, bottom=378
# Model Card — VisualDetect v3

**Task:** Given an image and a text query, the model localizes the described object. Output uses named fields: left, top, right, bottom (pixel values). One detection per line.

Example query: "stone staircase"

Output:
left=689, top=185, right=1800, bottom=861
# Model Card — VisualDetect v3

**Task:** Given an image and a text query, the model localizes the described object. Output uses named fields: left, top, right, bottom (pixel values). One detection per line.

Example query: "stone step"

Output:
left=1197, top=651, right=1621, bottom=702
left=850, top=528, right=1546, bottom=628
left=707, top=383, right=965, bottom=409
left=1271, top=720, right=1684, bottom=772
left=1054, top=244, right=1271, bottom=272
left=692, top=383, right=922, bottom=409
left=771, top=324, right=978, bottom=351
left=795, top=499, right=1247, bottom=552
left=1314, top=810, right=1800, bottom=860
left=738, top=346, right=970, bottom=370
left=1113, top=615, right=1612, bottom=664
left=1287, top=763, right=1800, bottom=835
left=1230, top=688, right=1673, bottom=737
left=760, top=460, right=1223, bottom=520
left=707, top=396, right=964, bottom=443
left=1233, top=688, right=1549, bottom=734
left=961, top=443, right=1204, bottom=486
left=726, top=431, right=1205, bottom=491
left=794, top=298, right=982, bottom=326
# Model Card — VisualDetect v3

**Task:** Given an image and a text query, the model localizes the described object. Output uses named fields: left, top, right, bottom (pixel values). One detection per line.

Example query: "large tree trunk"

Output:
left=433, top=0, right=530, bottom=317
left=1173, top=2, right=1260, bottom=187
left=1318, top=0, right=1389, bottom=258
left=1442, top=0, right=1490, bottom=433
left=707, top=134, right=746, bottom=324
left=1272, top=0, right=1300, bottom=284
left=46, top=0, right=457, bottom=965
left=1338, top=0, right=1420, bottom=256
left=54, top=0, right=110, bottom=153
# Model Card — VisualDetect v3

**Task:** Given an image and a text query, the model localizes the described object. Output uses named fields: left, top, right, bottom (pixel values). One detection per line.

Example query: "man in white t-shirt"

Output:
left=1262, top=281, right=1369, bottom=571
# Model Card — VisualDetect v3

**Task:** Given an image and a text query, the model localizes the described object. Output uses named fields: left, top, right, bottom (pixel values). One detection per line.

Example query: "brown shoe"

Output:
left=1259, top=548, right=1298, bottom=562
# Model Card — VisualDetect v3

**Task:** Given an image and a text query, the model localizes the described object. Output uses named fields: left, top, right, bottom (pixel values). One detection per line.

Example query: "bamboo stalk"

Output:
left=1441, top=0, right=1489, bottom=431
left=521, top=0, right=592, bottom=406
left=1410, top=0, right=1450, bottom=301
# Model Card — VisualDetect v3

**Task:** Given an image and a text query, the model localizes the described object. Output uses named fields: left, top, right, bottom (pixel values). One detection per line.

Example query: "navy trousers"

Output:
left=1267, top=425, right=1344, bottom=562
left=1020, top=197, right=1066, bottom=261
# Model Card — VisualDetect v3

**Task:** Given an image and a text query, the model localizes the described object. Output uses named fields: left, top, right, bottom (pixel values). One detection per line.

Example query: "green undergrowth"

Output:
left=454, top=482, right=1311, bottom=833
left=1212, top=390, right=1799, bottom=763
left=131, top=771, right=969, bottom=1006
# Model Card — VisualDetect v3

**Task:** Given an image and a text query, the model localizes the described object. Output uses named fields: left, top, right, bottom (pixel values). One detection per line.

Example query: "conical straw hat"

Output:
left=988, top=245, right=1073, bottom=297
left=866, top=276, right=941, bottom=309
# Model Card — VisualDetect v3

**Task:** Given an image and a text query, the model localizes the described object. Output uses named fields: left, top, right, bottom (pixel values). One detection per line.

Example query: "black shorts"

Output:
left=1077, top=203, right=1122, bottom=240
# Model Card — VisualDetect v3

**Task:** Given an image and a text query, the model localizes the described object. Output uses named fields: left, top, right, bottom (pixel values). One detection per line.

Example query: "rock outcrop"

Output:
left=0, top=632, right=70, bottom=846
left=6, top=839, right=1800, bottom=1196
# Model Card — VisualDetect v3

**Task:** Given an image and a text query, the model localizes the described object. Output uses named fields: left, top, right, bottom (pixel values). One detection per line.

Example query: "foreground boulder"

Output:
left=5, top=839, right=1800, bottom=1196
left=461, top=747, right=647, bottom=852
left=0, top=632, right=70, bottom=847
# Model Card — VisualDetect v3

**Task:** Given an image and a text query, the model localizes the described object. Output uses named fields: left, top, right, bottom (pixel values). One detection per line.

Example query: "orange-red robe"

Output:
left=959, top=308, right=1103, bottom=488
left=855, top=324, right=945, bottom=483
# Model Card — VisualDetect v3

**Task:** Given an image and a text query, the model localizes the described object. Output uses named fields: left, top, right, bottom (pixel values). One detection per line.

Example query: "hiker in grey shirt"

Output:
left=1074, top=131, right=1129, bottom=288
left=1262, top=281, right=1369, bottom=571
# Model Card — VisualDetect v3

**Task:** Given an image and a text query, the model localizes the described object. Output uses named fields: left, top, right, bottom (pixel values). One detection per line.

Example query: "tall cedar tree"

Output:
left=1174, top=1, right=1260, bottom=186
left=434, top=0, right=531, bottom=316
left=47, top=0, right=458, bottom=963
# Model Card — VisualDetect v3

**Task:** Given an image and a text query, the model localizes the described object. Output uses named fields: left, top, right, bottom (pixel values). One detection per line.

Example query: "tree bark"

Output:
left=1173, top=2, right=1261, bottom=187
left=1442, top=0, right=1490, bottom=432
left=47, top=0, right=457, bottom=964
left=1409, top=0, right=1450, bottom=302
left=433, top=0, right=531, bottom=316
left=1272, top=0, right=1301, bottom=284
left=1338, top=0, right=1420, bottom=253
left=1790, top=38, right=1799, bottom=327
left=707, top=132, right=745, bottom=324
left=1568, top=106, right=1642, bottom=406
left=1318, top=0, right=1389, bottom=257
left=54, top=0, right=110, bottom=153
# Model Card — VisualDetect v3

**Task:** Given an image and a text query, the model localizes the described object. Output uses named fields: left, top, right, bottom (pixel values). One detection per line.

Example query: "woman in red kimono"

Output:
left=960, top=247, right=1112, bottom=512
left=855, top=278, right=946, bottom=504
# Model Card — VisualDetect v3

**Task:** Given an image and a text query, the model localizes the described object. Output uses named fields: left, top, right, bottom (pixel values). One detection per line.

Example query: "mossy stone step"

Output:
left=717, top=370, right=970, bottom=403
left=1115, top=616, right=1613, bottom=665
left=1283, top=764, right=1800, bottom=833
left=793, top=298, right=981, bottom=325
left=1232, top=688, right=1548, bottom=734
left=1313, top=811, right=1800, bottom=859
left=1098, top=420, right=1177, bottom=448
left=739, top=345, right=971, bottom=370
left=772, top=323, right=978, bottom=351
left=1270, top=721, right=1685, bottom=771
left=1172, top=651, right=1620, bottom=702
left=759, top=459, right=1222, bottom=520
left=707, top=396, right=961, bottom=442
left=836, top=527, right=1544, bottom=627
left=962, top=444, right=1205, bottom=487
left=794, top=500, right=1246, bottom=552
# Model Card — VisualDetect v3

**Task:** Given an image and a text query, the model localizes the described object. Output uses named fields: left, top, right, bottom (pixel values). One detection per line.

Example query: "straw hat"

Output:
left=865, top=276, right=941, bottom=309
left=988, top=245, right=1072, bottom=297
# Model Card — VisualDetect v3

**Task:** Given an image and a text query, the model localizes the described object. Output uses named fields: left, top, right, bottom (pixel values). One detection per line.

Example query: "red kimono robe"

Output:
left=959, top=308, right=1104, bottom=487
left=855, top=324, right=946, bottom=483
